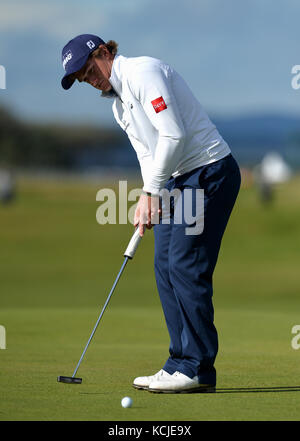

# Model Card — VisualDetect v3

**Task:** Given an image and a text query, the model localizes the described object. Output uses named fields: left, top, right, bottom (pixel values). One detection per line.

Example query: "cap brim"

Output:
left=61, top=53, right=90, bottom=90
left=61, top=74, right=75, bottom=90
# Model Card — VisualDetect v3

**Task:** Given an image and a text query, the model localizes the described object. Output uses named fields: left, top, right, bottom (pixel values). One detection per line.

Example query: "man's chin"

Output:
left=91, top=82, right=111, bottom=92
left=101, top=88, right=118, bottom=98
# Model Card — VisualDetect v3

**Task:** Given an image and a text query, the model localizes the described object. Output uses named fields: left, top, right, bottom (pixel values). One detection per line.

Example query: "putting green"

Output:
left=0, top=175, right=300, bottom=421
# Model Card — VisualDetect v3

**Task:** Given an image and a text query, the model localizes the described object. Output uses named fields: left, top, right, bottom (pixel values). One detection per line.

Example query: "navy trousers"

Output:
left=153, top=154, right=241, bottom=386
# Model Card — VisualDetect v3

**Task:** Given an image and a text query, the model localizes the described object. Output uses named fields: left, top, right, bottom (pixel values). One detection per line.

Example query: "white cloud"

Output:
left=0, top=0, right=150, bottom=40
left=0, top=1, right=60, bottom=31
left=0, top=1, right=104, bottom=41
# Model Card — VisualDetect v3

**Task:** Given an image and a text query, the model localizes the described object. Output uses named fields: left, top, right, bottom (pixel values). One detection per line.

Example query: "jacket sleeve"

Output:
left=129, top=65, right=186, bottom=195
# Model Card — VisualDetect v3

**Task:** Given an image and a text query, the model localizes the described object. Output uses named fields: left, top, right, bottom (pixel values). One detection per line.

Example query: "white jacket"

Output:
left=109, top=55, right=231, bottom=195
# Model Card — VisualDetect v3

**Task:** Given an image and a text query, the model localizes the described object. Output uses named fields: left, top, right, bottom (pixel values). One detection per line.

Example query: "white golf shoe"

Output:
left=133, top=369, right=172, bottom=390
left=148, top=371, right=215, bottom=393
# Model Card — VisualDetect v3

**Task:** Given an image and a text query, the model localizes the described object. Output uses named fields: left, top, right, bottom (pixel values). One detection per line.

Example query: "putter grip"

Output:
left=124, top=228, right=142, bottom=259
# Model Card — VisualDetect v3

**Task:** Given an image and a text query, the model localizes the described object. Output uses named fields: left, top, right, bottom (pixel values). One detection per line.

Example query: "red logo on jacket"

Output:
left=151, top=96, right=167, bottom=113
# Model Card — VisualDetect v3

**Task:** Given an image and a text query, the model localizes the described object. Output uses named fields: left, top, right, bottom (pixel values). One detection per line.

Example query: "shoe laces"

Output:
left=153, top=369, right=164, bottom=379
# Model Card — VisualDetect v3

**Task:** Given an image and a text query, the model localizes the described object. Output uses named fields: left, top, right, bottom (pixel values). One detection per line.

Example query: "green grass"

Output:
left=0, top=175, right=300, bottom=421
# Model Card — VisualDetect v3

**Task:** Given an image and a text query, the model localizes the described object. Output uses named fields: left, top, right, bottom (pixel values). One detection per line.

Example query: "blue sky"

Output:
left=0, top=0, right=299, bottom=127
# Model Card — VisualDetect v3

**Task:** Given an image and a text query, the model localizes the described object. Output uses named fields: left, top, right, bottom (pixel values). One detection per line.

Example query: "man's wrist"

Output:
left=141, top=190, right=159, bottom=198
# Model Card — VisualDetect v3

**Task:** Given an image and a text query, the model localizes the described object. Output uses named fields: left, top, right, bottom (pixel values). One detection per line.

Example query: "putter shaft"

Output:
left=72, top=256, right=129, bottom=378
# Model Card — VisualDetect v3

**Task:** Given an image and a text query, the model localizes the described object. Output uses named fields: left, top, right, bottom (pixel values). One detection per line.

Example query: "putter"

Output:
left=57, top=228, right=142, bottom=384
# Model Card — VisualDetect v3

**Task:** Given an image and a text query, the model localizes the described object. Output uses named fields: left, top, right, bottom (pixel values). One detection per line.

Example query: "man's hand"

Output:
left=134, top=192, right=161, bottom=237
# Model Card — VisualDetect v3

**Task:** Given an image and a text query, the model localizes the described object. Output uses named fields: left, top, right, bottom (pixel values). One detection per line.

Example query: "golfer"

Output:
left=61, top=34, right=241, bottom=393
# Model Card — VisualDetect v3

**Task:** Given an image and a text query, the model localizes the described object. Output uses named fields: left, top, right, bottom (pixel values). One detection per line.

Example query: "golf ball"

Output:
left=121, top=397, right=133, bottom=408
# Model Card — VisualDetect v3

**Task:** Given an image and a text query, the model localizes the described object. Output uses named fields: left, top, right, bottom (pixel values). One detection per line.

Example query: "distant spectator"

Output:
left=253, top=152, right=291, bottom=204
left=0, top=169, right=15, bottom=204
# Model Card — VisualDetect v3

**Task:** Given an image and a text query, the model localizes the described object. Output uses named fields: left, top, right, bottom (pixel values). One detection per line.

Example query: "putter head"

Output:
left=57, top=376, right=82, bottom=384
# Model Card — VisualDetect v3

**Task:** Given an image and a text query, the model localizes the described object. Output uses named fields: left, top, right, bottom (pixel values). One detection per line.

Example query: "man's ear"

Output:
left=98, top=44, right=113, bottom=59
left=98, top=44, right=108, bottom=56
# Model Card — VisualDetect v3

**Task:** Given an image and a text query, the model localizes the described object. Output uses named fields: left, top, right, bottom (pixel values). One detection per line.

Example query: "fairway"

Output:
left=1, top=175, right=300, bottom=421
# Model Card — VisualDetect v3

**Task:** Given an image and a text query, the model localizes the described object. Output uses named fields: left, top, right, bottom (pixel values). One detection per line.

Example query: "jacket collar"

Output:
left=109, top=54, right=126, bottom=97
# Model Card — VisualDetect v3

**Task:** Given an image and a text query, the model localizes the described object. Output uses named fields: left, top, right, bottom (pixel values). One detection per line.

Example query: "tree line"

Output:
left=0, top=105, right=124, bottom=169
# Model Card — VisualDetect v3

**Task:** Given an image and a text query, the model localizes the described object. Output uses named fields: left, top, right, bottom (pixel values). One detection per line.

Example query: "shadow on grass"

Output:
left=215, top=385, right=300, bottom=394
left=77, top=386, right=300, bottom=395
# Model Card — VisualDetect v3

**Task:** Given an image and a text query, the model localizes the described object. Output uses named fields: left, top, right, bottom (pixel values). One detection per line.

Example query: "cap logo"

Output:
left=86, top=40, right=96, bottom=50
left=62, top=50, right=73, bottom=70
